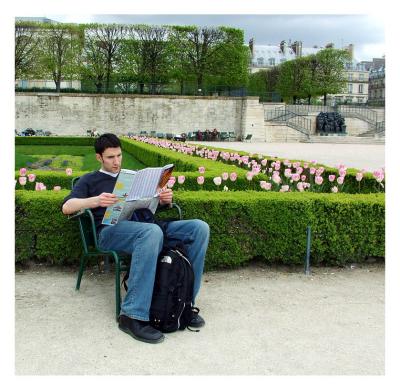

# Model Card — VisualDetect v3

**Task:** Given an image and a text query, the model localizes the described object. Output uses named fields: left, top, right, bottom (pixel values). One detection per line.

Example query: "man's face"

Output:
left=96, top=147, right=122, bottom=174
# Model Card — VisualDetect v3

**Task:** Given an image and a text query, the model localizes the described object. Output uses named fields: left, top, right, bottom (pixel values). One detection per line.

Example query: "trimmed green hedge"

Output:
left=15, top=137, right=383, bottom=194
left=15, top=190, right=385, bottom=269
left=15, top=136, right=95, bottom=146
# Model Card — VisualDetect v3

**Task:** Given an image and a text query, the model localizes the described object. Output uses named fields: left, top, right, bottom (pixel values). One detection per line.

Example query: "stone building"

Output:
left=368, top=66, right=385, bottom=106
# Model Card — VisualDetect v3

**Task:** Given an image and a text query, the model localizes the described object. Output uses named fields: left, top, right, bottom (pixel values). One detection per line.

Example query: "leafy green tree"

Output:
left=170, top=26, right=227, bottom=93
left=314, top=48, right=350, bottom=105
left=85, top=24, right=127, bottom=93
left=35, top=23, right=83, bottom=92
left=276, top=58, right=310, bottom=103
left=127, top=25, right=172, bottom=94
left=206, top=27, right=249, bottom=93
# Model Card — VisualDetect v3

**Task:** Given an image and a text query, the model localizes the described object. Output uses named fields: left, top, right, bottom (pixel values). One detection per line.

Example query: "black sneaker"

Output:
left=189, top=308, right=205, bottom=328
left=118, top=314, right=165, bottom=344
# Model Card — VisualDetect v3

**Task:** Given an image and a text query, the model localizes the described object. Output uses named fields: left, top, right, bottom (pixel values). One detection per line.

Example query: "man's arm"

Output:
left=62, top=193, right=118, bottom=215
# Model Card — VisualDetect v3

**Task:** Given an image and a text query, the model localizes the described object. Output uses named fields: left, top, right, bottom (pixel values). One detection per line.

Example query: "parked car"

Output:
left=35, top=129, right=45, bottom=136
left=20, top=128, right=36, bottom=136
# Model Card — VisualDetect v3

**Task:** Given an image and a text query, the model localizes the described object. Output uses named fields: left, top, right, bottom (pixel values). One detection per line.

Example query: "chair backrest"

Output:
left=72, top=177, right=100, bottom=253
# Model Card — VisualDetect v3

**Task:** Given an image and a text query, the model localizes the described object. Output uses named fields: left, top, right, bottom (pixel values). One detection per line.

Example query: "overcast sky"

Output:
left=46, top=14, right=385, bottom=62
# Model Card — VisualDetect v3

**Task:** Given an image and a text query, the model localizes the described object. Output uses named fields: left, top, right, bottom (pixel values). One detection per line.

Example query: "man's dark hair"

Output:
left=94, top=133, right=121, bottom=155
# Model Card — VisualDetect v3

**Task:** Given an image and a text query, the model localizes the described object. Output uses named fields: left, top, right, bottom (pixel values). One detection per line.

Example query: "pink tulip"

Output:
left=328, top=175, right=336, bottom=182
left=222, top=172, right=229, bottom=181
left=337, top=176, right=344, bottom=185
left=339, top=168, right=347, bottom=177
left=303, top=163, right=309, bottom=169
left=280, top=185, right=289, bottom=192
left=197, top=176, right=204, bottom=185
left=53, top=186, right=61, bottom=191
left=198, top=166, right=205, bottom=174
left=178, top=175, right=185, bottom=184
left=315, top=176, right=323, bottom=185
left=167, top=178, right=175, bottom=188
left=223, top=186, right=229, bottom=192
left=356, top=172, right=363, bottom=182
left=310, top=167, right=316, bottom=175
left=265, top=182, right=272, bottom=191
left=297, top=182, right=304, bottom=192
left=331, top=186, right=338, bottom=193
left=291, top=173, right=300, bottom=182
left=19, top=168, right=27, bottom=176
left=213, top=177, right=222, bottom=186
left=65, top=168, right=73, bottom=176
left=19, top=176, right=27, bottom=186
left=35, top=182, right=46, bottom=191
left=261, top=159, right=268, bottom=166
left=301, top=175, right=307, bottom=182
left=28, top=173, right=36, bottom=182
left=284, top=169, right=292, bottom=178
left=272, top=173, right=281, bottom=184
left=229, top=172, right=237, bottom=182
left=260, top=181, right=267, bottom=189
left=246, top=172, right=254, bottom=181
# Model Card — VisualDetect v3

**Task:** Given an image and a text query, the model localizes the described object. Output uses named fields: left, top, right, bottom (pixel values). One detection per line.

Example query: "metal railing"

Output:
left=337, top=106, right=378, bottom=126
left=376, top=120, right=385, bottom=134
left=264, top=107, right=311, bottom=137
left=286, top=113, right=312, bottom=136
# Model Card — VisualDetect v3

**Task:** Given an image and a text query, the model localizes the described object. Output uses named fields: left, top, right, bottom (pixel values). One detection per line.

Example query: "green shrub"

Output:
left=15, top=190, right=385, bottom=269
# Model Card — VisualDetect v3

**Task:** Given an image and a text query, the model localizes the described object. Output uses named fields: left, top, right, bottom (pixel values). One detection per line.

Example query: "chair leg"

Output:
left=76, top=254, right=87, bottom=290
left=113, top=253, right=121, bottom=321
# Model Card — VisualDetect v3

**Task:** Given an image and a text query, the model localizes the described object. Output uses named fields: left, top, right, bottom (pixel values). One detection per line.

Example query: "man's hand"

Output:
left=159, top=188, right=173, bottom=205
left=97, top=192, right=119, bottom=207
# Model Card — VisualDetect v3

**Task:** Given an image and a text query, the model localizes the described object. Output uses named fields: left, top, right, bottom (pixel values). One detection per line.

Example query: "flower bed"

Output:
left=15, top=136, right=385, bottom=268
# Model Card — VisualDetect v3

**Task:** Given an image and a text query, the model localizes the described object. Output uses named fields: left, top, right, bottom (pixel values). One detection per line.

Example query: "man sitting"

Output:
left=62, top=133, right=210, bottom=344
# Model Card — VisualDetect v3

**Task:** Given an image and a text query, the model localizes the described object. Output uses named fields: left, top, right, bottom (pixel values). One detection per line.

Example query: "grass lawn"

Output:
left=15, top=145, right=146, bottom=171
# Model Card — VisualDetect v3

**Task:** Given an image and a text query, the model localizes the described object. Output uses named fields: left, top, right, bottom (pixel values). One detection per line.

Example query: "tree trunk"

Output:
left=197, top=74, right=203, bottom=95
left=323, top=93, right=327, bottom=106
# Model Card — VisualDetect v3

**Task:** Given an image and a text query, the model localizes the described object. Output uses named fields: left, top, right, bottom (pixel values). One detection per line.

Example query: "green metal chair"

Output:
left=69, top=176, right=182, bottom=321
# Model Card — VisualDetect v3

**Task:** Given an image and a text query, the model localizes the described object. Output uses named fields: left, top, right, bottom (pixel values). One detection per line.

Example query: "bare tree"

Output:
left=15, top=22, right=40, bottom=78
left=90, top=24, right=127, bottom=92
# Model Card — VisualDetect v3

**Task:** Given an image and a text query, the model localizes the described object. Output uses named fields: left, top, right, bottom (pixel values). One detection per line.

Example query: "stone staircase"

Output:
left=303, top=135, right=385, bottom=144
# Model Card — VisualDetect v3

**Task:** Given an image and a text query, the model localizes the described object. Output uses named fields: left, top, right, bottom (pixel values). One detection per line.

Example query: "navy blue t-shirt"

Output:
left=62, top=171, right=117, bottom=232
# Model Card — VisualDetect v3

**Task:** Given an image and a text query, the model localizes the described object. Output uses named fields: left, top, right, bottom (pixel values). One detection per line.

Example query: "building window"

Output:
left=359, top=73, right=364, bottom=81
left=348, top=73, right=353, bottom=81
left=348, top=84, right=353, bottom=94
left=257, top=57, right=264, bottom=66
left=268, top=58, right=275, bottom=66
left=357, top=97, right=363, bottom=103
left=358, top=84, right=363, bottom=94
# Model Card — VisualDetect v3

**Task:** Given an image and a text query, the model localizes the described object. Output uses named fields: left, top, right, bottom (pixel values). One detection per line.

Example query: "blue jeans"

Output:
left=98, top=219, right=210, bottom=321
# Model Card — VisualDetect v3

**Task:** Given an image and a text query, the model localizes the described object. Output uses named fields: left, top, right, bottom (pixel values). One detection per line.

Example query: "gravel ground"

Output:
left=15, top=262, right=384, bottom=375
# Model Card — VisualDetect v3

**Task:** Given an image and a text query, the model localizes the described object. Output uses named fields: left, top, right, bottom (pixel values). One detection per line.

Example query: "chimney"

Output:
left=347, top=44, right=354, bottom=60
left=280, top=40, right=286, bottom=54
left=249, top=38, right=254, bottom=56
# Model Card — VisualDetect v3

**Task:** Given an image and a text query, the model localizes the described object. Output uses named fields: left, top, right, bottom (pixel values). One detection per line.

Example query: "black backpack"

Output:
left=123, top=208, right=199, bottom=333
left=149, top=245, right=197, bottom=333
left=122, top=244, right=198, bottom=333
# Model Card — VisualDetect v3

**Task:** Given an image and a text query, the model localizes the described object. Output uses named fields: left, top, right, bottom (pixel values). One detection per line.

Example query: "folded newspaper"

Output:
left=102, top=164, right=174, bottom=226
